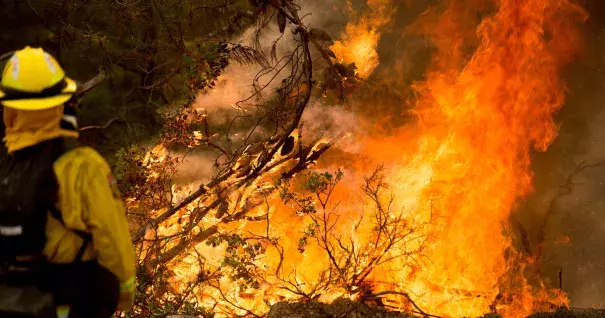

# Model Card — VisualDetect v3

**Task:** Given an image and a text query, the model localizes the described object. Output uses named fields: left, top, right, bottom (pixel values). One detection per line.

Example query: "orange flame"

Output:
left=357, top=0, right=586, bottom=316
left=330, top=0, right=395, bottom=78
left=145, top=0, right=588, bottom=317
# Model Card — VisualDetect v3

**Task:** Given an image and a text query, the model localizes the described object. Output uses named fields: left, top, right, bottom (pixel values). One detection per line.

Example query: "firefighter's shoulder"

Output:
left=53, top=146, right=112, bottom=178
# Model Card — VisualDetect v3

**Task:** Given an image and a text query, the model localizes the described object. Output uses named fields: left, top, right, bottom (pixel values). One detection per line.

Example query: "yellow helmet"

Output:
left=0, top=46, right=77, bottom=110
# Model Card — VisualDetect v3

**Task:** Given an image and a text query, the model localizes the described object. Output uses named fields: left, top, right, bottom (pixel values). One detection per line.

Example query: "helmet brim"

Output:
left=0, top=77, right=77, bottom=111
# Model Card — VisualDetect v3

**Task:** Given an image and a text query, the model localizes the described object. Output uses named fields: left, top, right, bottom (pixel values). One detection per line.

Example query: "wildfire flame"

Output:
left=356, top=0, right=586, bottom=316
left=137, top=0, right=588, bottom=317
left=330, top=0, right=395, bottom=78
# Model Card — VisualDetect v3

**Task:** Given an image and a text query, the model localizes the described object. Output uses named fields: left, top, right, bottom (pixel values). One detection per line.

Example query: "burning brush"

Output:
left=122, top=0, right=593, bottom=317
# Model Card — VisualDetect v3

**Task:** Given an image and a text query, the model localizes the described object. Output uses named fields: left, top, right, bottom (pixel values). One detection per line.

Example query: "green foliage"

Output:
left=180, top=41, right=230, bottom=102
left=280, top=170, right=344, bottom=254
left=280, top=169, right=345, bottom=217
left=1, top=0, right=258, bottom=159
left=303, top=169, right=344, bottom=193
left=297, top=222, right=320, bottom=253
left=297, top=236, right=308, bottom=253
left=112, top=146, right=147, bottom=196
left=197, top=41, right=219, bottom=62
left=206, top=233, right=263, bottom=291
left=279, top=184, right=316, bottom=215
left=128, top=262, right=217, bottom=317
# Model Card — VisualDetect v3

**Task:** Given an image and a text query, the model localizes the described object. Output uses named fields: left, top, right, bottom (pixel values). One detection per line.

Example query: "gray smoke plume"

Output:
left=518, top=1, right=605, bottom=308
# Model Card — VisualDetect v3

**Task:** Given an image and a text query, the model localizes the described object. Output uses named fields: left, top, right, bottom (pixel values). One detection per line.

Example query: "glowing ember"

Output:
left=330, top=0, right=394, bottom=78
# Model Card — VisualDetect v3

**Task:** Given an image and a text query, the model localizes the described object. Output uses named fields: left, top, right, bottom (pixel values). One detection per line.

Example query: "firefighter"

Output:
left=0, top=46, right=136, bottom=317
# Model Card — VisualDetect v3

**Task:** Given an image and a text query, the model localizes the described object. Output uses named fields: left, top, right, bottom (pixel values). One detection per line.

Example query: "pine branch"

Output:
left=226, top=44, right=270, bottom=68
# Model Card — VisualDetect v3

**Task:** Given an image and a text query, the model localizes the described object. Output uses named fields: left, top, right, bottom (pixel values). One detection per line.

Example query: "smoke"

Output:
left=298, top=0, right=349, bottom=33
left=173, top=153, right=216, bottom=185
left=192, top=25, right=288, bottom=117
left=193, top=0, right=349, bottom=115
left=517, top=2, right=605, bottom=309
left=182, top=1, right=353, bottom=183
left=301, top=101, right=361, bottom=153
left=185, top=0, right=438, bottom=184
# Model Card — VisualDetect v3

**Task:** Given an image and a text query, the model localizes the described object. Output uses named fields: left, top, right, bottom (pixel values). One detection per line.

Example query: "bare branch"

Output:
left=79, top=117, right=121, bottom=131
left=75, top=69, right=107, bottom=98
left=364, top=291, right=440, bottom=318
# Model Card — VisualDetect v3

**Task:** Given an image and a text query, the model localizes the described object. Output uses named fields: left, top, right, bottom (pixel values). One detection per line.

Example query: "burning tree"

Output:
left=112, top=1, right=379, bottom=316
left=277, top=167, right=432, bottom=316
left=108, top=0, right=591, bottom=317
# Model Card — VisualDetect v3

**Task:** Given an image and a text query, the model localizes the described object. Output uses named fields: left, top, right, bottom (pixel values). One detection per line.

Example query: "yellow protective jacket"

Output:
left=48, top=146, right=136, bottom=311
left=2, top=106, right=136, bottom=311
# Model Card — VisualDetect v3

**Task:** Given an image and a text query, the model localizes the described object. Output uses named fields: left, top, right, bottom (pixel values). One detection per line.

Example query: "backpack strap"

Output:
left=47, top=205, right=92, bottom=263
left=46, top=138, right=92, bottom=264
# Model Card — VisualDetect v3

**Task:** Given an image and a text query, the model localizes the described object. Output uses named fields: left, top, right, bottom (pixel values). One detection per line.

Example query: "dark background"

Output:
left=524, top=0, right=605, bottom=308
